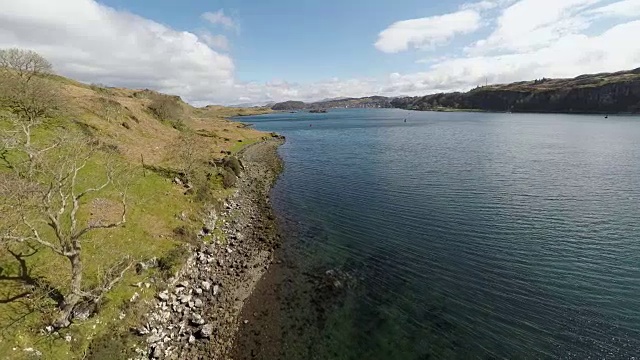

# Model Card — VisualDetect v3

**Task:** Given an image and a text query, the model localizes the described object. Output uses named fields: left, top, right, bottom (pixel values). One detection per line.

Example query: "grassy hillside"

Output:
left=0, top=70, right=271, bottom=359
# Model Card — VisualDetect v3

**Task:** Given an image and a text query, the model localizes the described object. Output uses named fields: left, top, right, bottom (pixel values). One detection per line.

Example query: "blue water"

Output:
left=241, top=109, right=640, bottom=359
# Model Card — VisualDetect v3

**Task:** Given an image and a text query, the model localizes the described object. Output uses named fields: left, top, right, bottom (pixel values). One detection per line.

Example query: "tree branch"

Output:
left=22, top=218, right=64, bottom=256
left=91, top=257, right=133, bottom=301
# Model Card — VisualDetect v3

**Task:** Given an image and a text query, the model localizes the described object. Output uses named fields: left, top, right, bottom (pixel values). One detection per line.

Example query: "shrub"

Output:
left=148, top=94, right=183, bottom=123
left=224, top=156, right=243, bottom=177
left=157, top=246, right=190, bottom=276
left=221, top=169, right=237, bottom=189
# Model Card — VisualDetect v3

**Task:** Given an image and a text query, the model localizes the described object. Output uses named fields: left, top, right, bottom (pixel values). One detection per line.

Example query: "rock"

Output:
left=195, top=288, right=203, bottom=295
left=152, top=345, right=163, bottom=359
left=194, top=298, right=203, bottom=308
left=202, top=281, right=211, bottom=291
left=137, top=326, right=150, bottom=335
left=130, top=292, right=140, bottom=302
left=213, top=285, right=220, bottom=296
left=191, top=314, right=205, bottom=326
left=23, top=348, right=42, bottom=357
left=158, top=291, right=170, bottom=301
left=147, top=334, right=162, bottom=344
left=174, top=177, right=183, bottom=186
left=188, top=335, right=196, bottom=344
left=200, top=324, right=213, bottom=338
left=64, top=335, right=72, bottom=342
left=179, top=295, right=192, bottom=304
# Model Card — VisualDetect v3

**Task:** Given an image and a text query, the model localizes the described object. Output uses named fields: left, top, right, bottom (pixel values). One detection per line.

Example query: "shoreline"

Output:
left=139, top=137, right=285, bottom=359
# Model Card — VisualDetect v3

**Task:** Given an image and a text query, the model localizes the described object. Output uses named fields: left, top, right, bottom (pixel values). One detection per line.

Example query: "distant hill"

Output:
left=392, top=68, right=640, bottom=114
left=271, top=100, right=306, bottom=110
left=271, top=68, right=640, bottom=115
left=271, top=96, right=392, bottom=111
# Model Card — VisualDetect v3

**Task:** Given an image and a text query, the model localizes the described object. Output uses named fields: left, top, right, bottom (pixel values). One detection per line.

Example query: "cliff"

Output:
left=392, top=68, right=640, bottom=114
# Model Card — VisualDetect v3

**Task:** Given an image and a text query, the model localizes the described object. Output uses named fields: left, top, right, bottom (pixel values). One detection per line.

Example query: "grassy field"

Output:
left=0, top=75, right=271, bottom=359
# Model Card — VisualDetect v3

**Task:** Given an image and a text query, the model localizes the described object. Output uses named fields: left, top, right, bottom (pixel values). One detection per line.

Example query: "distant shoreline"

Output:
left=269, top=67, right=640, bottom=115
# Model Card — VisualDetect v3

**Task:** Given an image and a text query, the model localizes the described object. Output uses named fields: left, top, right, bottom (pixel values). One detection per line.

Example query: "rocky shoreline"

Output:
left=137, top=138, right=285, bottom=360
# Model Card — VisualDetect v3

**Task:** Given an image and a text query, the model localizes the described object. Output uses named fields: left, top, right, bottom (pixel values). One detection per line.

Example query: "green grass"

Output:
left=0, top=119, right=203, bottom=359
left=0, top=71, right=270, bottom=358
left=229, top=137, right=261, bottom=154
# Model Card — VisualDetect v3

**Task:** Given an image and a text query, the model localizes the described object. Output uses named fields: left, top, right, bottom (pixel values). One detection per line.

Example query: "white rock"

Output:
left=191, top=314, right=205, bottom=325
left=213, top=285, right=220, bottom=296
left=200, top=324, right=213, bottom=338
left=202, top=281, right=211, bottom=291
left=147, top=334, right=162, bottom=344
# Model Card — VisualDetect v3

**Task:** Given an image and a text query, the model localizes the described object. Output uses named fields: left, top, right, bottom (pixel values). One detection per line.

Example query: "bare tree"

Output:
left=0, top=48, right=52, bottom=83
left=1, top=140, right=130, bottom=328
left=173, top=133, right=201, bottom=181
left=0, top=49, right=61, bottom=175
left=97, top=95, right=122, bottom=123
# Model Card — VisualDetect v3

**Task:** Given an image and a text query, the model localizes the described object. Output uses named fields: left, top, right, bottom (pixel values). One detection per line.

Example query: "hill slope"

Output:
left=0, top=71, right=272, bottom=359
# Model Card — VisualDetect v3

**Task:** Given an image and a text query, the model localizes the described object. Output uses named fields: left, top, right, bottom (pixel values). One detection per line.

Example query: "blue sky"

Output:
left=100, top=0, right=459, bottom=83
left=1, top=0, right=639, bottom=104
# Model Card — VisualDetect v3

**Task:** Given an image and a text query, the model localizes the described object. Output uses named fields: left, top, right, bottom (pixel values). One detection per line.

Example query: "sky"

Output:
left=1, top=0, right=639, bottom=105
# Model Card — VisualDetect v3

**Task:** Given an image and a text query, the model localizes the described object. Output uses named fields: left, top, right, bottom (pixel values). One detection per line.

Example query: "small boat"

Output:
left=604, top=115, right=609, bottom=119
left=404, top=118, right=407, bottom=123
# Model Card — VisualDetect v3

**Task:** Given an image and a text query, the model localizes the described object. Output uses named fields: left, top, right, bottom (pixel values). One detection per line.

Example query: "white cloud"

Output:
left=412, top=20, right=640, bottom=89
left=197, top=31, right=229, bottom=51
left=0, top=0, right=236, bottom=104
left=2, top=0, right=640, bottom=106
left=201, top=10, right=237, bottom=31
left=468, top=0, right=604, bottom=54
left=375, top=10, right=482, bottom=53
left=587, top=0, right=640, bottom=17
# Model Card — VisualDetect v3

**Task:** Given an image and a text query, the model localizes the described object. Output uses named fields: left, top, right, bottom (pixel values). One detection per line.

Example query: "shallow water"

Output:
left=239, top=109, right=640, bottom=359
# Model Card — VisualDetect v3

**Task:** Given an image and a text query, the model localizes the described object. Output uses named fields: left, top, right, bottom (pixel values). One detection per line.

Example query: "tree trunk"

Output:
left=54, top=252, right=83, bottom=328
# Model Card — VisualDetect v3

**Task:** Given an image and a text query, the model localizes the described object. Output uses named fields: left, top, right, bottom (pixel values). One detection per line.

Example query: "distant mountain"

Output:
left=392, top=68, right=640, bottom=114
